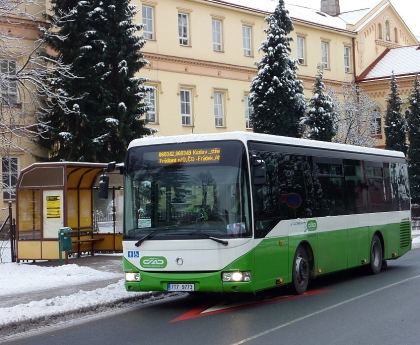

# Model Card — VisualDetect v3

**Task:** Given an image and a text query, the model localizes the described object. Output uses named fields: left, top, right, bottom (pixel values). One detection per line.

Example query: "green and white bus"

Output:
left=120, top=132, right=411, bottom=294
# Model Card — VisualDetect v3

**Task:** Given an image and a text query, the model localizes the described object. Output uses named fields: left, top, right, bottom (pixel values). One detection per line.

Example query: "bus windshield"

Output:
left=123, top=140, right=252, bottom=240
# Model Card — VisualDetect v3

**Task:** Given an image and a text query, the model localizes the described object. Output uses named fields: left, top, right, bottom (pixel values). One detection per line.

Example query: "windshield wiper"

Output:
left=188, top=232, right=228, bottom=246
left=135, top=230, right=159, bottom=247
left=134, top=227, right=177, bottom=247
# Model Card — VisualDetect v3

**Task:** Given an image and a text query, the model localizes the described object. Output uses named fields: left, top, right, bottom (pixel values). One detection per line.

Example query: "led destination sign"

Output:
left=157, top=148, right=221, bottom=164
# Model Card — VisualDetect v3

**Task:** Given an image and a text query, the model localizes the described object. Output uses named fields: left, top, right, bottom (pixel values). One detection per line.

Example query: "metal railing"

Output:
left=0, top=202, right=15, bottom=263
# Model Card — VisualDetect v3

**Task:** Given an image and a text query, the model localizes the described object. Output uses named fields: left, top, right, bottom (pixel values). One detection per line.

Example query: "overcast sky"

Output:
left=286, top=0, right=420, bottom=37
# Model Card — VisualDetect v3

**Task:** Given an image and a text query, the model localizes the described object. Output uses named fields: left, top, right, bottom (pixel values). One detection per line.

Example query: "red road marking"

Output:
left=170, top=289, right=330, bottom=322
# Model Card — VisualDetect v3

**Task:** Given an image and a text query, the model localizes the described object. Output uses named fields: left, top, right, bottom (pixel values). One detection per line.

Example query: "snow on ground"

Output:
left=0, top=256, right=150, bottom=330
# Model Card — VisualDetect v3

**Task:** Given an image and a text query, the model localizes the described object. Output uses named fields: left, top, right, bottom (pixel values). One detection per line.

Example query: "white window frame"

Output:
left=214, top=92, right=225, bottom=127
left=0, top=59, right=18, bottom=106
left=178, top=13, right=189, bottom=46
left=321, top=42, right=329, bottom=69
left=142, top=5, right=154, bottom=40
left=180, top=89, right=192, bottom=126
left=2, top=156, right=19, bottom=200
left=145, top=88, right=157, bottom=124
left=297, top=36, right=305, bottom=65
left=344, top=46, right=351, bottom=73
left=212, top=19, right=223, bottom=51
left=371, top=110, right=382, bottom=135
left=244, top=95, right=253, bottom=129
left=242, top=25, right=252, bottom=56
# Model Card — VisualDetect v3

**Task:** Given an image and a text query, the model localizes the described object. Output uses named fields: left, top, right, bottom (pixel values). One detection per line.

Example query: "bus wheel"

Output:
left=292, top=246, right=309, bottom=295
left=369, top=234, right=382, bottom=275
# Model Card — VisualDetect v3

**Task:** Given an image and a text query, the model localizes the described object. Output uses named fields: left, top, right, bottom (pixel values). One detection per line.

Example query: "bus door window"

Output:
left=252, top=151, right=314, bottom=238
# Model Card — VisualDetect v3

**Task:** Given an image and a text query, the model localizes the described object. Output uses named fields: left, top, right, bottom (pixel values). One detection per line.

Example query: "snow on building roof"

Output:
left=338, top=8, right=371, bottom=25
left=361, top=45, right=420, bottom=80
left=205, top=0, right=356, bottom=32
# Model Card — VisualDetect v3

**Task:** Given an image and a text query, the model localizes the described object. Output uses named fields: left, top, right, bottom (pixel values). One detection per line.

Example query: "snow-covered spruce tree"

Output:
left=37, top=0, right=153, bottom=162
left=385, top=72, right=407, bottom=154
left=407, top=73, right=420, bottom=202
left=301, top=65, right=337, bottom=142
left=249, top=0, right=305, bottom=137
left=328, top=83, right=379, bottom=147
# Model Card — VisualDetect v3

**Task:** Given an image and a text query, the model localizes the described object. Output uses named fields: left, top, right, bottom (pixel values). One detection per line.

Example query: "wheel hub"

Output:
left=296, top=255, right=309, bottom=283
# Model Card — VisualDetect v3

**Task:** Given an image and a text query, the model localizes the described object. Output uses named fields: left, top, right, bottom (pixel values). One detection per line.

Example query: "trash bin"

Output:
left=58, top=227, right=73, bottom=265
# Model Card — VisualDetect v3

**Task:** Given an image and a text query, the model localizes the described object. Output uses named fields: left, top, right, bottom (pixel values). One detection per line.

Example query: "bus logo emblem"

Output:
left=307, top=220, right=317, bottom=231
left=140, top=256, right=167, bottom=268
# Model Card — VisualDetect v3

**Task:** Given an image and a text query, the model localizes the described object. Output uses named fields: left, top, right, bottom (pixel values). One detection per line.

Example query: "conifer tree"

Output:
left=385, top=72, right=407, bottom=154
left=249, top=0, right=305, bottom=137
left=407, top=73, right=420, bottom=202
left=36, top=0, right=152, bottom=162
left=301, top=65, right=337, bottom=142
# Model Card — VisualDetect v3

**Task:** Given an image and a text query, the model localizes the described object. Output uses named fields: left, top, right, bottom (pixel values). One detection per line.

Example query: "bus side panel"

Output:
left=253, top=237, right=289, bottom=291
left=382, top=222, right=399, bottom=259
left=347, top=226, right=367, bottom=269
left=316, top=228, right=348, bottom=275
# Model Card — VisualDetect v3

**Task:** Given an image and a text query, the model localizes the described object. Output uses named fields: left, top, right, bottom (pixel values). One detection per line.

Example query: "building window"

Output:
left=0, top=60, right=17, bottom=106
left=2, top=156, right=19, bottom=200
left=180, top=89, right=192, bottom=126
left=371, top=110, right=382, bottom=135
left=145, top=88, right=157, bottom=123
left=321, top=42, right=329, bottom=69
left=212, top=19, right=223, bottom=51
left=242, top=25, right=252, bottom=56
left=378, top=23, right=382, bottom=39
left=214, top=92, right=224, bottom=127
left=244, top=95, right=253, bottom=129
left=178, top=13, right=189, bottom=46
left=297, top=36, right=305, bottom=64
left=344, top=46, right=351, bottom=73
left=394, top=28, right=398, bottom=43
left=142, top=5, right=154, bottom=40
left=385, top=20, right=391, bottom=41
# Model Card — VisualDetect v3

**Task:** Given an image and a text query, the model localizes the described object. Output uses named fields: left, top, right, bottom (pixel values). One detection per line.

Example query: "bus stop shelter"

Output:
left=16, top=162, right=123, bottom=261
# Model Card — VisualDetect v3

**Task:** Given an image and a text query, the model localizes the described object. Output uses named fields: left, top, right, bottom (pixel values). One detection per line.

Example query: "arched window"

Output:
left=394, top=28, right=398, bottom=43
left=385, top=20, right=390, bottom=41
left=378, top=23, right=382, bottom=39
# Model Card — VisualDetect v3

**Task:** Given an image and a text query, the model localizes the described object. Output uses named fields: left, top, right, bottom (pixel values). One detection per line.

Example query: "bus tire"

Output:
left=369, top=234, right=382, bottom=275
left=291, top=245, right=309, bottom=295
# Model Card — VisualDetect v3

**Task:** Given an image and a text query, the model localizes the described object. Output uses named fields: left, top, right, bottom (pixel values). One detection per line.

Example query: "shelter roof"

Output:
left=18, top=162, right=107, bottom=189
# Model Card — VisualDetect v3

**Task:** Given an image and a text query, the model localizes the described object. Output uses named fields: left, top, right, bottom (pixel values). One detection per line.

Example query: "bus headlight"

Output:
left=222, top=271, right=251, bottom=282
left=125, top=272, right=141, bottom=282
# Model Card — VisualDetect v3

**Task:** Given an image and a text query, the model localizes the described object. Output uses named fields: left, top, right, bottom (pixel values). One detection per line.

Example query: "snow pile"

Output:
left=0, top=262, right=153, bottom=333
left=0, top=263, right=120, bottom=294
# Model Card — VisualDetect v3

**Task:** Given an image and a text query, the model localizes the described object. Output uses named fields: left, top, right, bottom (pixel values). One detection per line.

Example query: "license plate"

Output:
left=167, top=283, right=195, bottom=292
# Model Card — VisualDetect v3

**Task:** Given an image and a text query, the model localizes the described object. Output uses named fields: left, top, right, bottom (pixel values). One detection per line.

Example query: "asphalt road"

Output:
left=5, top=248, right=420, bottom=345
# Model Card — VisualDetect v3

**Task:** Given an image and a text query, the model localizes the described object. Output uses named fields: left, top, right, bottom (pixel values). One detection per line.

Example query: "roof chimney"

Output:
left=321, top=0, right=340, bottom=16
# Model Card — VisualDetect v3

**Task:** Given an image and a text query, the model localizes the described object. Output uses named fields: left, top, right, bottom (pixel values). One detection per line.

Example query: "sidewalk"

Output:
left=0, top=254, right=125, bottom=308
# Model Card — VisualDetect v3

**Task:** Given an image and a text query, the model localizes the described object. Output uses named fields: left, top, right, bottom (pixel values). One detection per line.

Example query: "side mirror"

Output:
left=98, top=175, right=109, bottom=199
left=252, top=154, right=266, bottom=185
left=106, top=162, right=116, bottom=172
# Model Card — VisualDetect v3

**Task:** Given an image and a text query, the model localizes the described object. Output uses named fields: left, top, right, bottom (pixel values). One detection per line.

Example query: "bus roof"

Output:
left=128, top=131, right=405, bottom=159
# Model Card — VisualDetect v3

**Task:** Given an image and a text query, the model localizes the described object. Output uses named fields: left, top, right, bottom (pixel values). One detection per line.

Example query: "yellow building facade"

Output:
left=136, top=0, right=418, bottom=143
left=1, top=0, right=419, bottom=207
